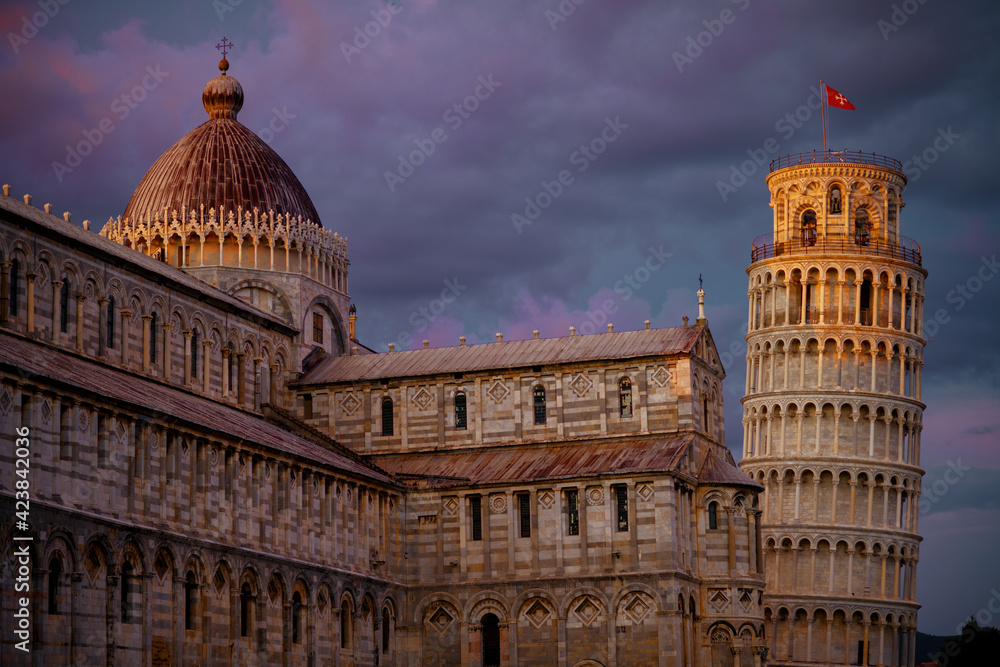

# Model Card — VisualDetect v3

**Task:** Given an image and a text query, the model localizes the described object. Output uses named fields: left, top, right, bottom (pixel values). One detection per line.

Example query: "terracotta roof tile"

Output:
left=0, top=332, right=394, bottom=485
left=299, top=327, right=704, bottom=384
left=372, top=435, right=693, bottom=489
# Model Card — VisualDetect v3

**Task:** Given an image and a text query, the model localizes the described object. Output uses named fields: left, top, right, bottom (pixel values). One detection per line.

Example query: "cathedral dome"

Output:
left=121, top=60, right=321, bottom=226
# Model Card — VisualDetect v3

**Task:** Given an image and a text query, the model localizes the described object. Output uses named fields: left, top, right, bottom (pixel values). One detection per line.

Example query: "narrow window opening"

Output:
left=240, top=583, right=253, bottom=637
left=800, top=210, right=817, bottom=246
left=120, top=559, right=134, bottom=623
left=619, top=377, right=632, bottom=418
left=381, top=609, right=391, bottom=653
left=190, top=329, right=199, bottom=379
left=470, top=495, right=482, bottom=541
left=302, top=393, right=313, bottom=420
left=313, top=312, right=324, bottom=344
left=381, top=398, right=393, bottom=436
left=566, top=489, right=579, bottom=536
left=518, top=493, right=531, bottom=538
left=455, top=392, right=467, bottom=430
left=60, top=277, right=70, bottom=333
left=709, top=502, right=718, bottom=530
left=860, top=279, right=873, bottom=325
left=185, top=571, right=197, bottom=631
left=615, top=485, right=628, bottom=532
left=48, top=557, right=61, bottom=615
left=533, top=385, right=546, bottom=425
left=107, top=297, right=116, bottom=349
left=855, top=207, right=871, bottom=246
left=340, top=601, right=352, bottom=648
left=150, top=312, right=158, bottom=363
left=292, top=591, right=303, bottom=644
left=829, top=185, right=842, bottom=214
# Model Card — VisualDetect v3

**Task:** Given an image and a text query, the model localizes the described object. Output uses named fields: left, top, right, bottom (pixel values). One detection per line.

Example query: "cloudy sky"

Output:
left=2, top=0, right=998, bottom=636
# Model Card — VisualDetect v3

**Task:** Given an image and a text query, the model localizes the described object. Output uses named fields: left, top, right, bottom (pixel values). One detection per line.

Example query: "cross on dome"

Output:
left=216, top=36, right=233, bottom=59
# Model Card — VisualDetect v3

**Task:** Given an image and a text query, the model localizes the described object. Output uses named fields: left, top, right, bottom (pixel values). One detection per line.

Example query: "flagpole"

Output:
left=820, top=79, right=827, bottom=155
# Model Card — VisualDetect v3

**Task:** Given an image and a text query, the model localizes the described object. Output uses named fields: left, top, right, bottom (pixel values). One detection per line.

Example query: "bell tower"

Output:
left=738, top=151, right=927, bottom=666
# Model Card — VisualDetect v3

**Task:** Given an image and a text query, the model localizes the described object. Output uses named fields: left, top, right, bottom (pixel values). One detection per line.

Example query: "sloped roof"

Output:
left=0, top=332, right=394, bottom=486
left=698, top=446, right=762, bottom=489
left=0, top=194, right=294, bottom=333
left=371, top=435, right=693, bottom=489
left=299, top=326, right=704, bottom=384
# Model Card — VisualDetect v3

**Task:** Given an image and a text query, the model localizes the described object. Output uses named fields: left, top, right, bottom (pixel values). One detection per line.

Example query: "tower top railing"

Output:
left=751, top=232, right=921, bottom=265
left=769, top=150, right=903, bottom=173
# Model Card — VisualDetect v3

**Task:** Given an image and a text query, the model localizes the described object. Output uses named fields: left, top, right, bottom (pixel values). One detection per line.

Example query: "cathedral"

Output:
left=0, top=55, right=923, bottom=667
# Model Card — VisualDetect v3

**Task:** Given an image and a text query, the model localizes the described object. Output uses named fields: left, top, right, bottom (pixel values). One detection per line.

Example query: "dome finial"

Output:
left=216, top=36, right=233, bottom=74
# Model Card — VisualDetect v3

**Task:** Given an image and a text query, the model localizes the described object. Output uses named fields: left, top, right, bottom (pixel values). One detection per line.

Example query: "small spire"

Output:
left=696, top=277, right=707, bottom=325
left=569, top=326, right=576, bottom=336
left=495, top=332, right=503, bottom=343
left=644, top=319, right=650, bottom=330
left=423, top=339, right=429, bottom=349
left=607, top=323, right=614, bottom=333
left=459, top=335, right=466, bottom=346
left=388, top=342, right=395, bottom=352
left=533, top=329, right=539, bottom=340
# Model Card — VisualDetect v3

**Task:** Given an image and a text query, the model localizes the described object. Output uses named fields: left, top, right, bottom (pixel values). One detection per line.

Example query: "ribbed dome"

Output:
left=122, top=65, right=321, bottom=226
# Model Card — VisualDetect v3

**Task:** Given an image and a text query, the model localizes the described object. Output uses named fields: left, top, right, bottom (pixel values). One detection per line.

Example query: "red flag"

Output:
left=825, top=84, right=855, bottom=110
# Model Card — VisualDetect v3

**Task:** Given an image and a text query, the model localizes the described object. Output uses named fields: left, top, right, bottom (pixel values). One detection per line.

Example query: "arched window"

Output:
left=106, top=297, right=116, bottom=349
left=619, top=377, right=632, bottom=418
left=854, top=207, right=871, bottom=246
left=240, top=583, right=254, bottom=637
left=800, top=210, right=817, bottom=246
left=48, top=556, right=61, bottom=615
left=150, top=312, right=158, bottom=363
left=381, top=608, right=391, bottom=653
left=190, top=329, right=199, bottom=379
left=60, top=277, right=70, bottom=333
left=481, top=613, right=501, bottom=667
left=381, top=398, right=393, bottom=436
left=185, top=571, right=197, bottom=630
left=340, top=600, right=352, bottom=649
left=8, top=260, right=19, bottom=316
left=533, top=385, right=546, bottom=425
left=455, top=392, right=467, bottom=430
left=292, top=591, right=303, bottom=644
left=829, top=185, right=842, bottom=214
left=709, top=502, right=719, bottom=530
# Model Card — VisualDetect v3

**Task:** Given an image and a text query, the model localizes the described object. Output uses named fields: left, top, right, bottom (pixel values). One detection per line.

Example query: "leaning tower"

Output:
left=738, top=151, right=927, bottom=667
